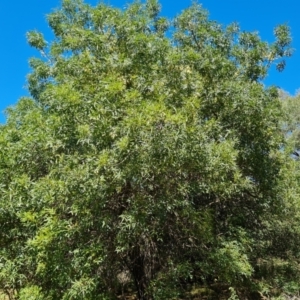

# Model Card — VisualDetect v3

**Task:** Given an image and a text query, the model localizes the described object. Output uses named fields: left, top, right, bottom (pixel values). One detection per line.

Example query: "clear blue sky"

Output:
left=1, top=0, right=299, bottom=123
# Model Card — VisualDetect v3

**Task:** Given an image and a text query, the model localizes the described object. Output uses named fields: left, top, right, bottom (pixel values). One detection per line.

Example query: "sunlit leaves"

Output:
left=26, top=31, right=47, bottom=50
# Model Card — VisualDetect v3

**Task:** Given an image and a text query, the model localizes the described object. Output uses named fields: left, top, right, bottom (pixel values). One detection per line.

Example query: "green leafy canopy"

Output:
left=1, top=0, right=299, bottom=299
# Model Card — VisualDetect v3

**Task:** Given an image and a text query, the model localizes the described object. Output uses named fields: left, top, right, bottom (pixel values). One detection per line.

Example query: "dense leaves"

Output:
left=0, top=1, right=299, bottom=299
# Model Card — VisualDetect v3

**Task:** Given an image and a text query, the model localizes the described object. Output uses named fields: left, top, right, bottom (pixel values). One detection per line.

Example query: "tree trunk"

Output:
left=128, top=248, right=151, bottom=300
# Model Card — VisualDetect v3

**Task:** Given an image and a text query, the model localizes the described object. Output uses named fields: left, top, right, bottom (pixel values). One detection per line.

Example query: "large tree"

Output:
left=0, top=0, right=299, bottom=299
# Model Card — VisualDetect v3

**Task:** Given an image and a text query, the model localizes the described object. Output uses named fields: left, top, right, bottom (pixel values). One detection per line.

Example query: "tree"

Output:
left=0, top=0, right=298, bottom=299
left=282, top=91, right=300, bottom=150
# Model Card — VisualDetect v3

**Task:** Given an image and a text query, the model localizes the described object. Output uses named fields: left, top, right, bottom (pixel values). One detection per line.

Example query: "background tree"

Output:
left=282, top=91, right=300, bottom=151
left=0, top=0, right=298, bottom=299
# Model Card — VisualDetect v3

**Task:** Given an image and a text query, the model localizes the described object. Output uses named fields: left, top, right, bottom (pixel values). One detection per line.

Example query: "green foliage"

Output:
left=282, top=92, right=300, bottom=149
left=18, top=286, right=47, bottom=300
left=0, top=0, right=299, bottom=299
left=26, top=31, right=47, bottom=50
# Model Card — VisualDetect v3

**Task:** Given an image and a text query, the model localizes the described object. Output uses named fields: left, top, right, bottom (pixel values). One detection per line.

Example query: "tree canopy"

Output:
left=0, top=0, right=299, bottom=299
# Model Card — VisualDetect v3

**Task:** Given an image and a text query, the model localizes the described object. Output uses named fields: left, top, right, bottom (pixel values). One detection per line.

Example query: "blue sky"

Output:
left=0, top=0, right=299, bottom=123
